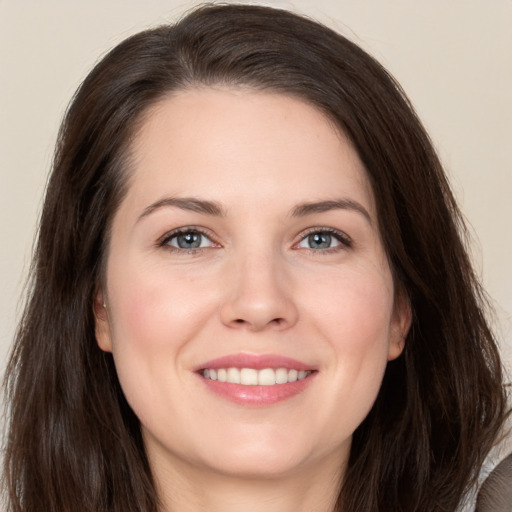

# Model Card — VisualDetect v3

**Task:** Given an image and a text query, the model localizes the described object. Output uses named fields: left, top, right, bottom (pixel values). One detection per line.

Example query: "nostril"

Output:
left=232, top=317, right=284, bottom=327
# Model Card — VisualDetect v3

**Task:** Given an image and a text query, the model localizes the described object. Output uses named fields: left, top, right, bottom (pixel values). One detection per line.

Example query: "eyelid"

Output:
left=157, top=226, right=220, bottom=250
left=294, top=227, right=353, bottom=251
left=155, top=225, right=352, bottom=253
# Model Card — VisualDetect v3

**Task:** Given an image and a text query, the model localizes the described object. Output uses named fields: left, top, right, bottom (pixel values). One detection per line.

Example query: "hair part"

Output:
left=3, top=4, right=509, bottom=512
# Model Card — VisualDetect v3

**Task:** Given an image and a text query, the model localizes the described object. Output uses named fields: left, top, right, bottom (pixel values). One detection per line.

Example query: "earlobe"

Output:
left=387, top=332, right=406, bottom=361
left=94, top=289, right=113, bottom=353
left=387, top=291, right=412, bottom=361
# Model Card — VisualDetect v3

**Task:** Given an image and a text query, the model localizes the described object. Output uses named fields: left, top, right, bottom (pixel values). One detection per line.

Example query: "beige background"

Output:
left=1, top=0, right=511, bottom=385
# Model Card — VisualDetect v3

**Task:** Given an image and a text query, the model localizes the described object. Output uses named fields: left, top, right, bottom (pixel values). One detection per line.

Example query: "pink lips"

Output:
left=195, top=353, right=314, bottom=372
left=195, top=353, right=317, bottom=406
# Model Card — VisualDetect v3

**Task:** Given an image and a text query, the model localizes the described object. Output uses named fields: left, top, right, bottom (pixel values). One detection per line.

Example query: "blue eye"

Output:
left=163, top=230, right=214, bottom=250
left=297, top=230, right=350, bottom=250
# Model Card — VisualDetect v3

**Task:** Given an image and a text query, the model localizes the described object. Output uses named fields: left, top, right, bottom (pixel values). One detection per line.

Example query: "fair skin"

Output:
left=95, top=88, right=411, bottom=512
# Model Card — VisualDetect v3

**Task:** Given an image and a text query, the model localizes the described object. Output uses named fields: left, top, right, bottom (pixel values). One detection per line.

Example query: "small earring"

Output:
left=103, top=303, right=107, bottom=309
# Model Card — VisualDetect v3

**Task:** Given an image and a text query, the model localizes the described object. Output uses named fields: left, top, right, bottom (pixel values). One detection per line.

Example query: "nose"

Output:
left=219, top=251, right=299, bottom=332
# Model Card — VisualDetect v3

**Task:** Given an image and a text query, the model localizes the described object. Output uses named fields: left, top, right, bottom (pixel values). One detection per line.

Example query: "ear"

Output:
left=387, top=288, right=412, bottom=361
left=94, top=288, right=113, bottom=353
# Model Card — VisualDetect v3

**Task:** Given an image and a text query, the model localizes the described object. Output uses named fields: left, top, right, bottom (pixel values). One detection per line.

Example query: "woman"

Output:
left=3, top=4, right=509, bottom=511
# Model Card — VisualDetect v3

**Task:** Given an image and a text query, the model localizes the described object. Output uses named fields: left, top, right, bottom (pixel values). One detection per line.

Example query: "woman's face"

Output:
left=95, top=88, right=410, bottom=481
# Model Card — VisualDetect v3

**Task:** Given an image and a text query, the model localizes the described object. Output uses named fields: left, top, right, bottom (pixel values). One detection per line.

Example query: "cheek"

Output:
left=105, top=263, right=219, bottom=408
left=334, top=276, right=394, bottom=378
left=306, top=264, right=394, bottom=351
left=301, top=266, right=394, bottom=435
left=109, top=262, right=216, bottom=351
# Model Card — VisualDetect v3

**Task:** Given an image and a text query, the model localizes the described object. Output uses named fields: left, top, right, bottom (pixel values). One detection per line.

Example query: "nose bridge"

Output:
left=220, top=243, right=297, bottom=331
left=239, top=247, right=281, bottom=296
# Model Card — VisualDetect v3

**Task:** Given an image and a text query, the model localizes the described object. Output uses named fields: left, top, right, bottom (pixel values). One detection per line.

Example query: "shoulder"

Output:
left=475, top=451, right=512, bottom=512
left=457, top=429, right=512, bottom=512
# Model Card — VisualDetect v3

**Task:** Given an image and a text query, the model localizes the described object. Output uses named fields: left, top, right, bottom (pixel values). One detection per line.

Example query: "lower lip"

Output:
left=198, top=373, right=317, bottom=406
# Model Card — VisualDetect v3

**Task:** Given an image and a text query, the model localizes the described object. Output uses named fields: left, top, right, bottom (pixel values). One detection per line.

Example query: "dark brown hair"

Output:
left=3, top=4, right=508, bottom=511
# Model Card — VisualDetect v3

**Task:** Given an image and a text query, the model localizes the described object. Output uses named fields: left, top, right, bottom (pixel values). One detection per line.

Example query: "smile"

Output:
left=195, top=354, right=317, bottom=406
left=201, top=367, right=313, bottom=385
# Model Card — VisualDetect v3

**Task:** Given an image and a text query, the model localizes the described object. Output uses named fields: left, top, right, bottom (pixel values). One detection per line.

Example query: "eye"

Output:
left=297, top=229, right=351, bottom=251
left=160, top=229, right=216, bottom=251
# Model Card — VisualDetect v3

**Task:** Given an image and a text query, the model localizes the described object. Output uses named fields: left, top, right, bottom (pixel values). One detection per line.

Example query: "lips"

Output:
left=196, top=353, right=314, bottom=371
left=195, top=353, right=317, bottom=406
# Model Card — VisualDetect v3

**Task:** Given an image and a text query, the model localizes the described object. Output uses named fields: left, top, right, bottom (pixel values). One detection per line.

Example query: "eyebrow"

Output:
left=290, top=199, right=372, bottom=225
left=137, top=196, right=372, bottom=225
left=138, top=197, right=226, bottom=221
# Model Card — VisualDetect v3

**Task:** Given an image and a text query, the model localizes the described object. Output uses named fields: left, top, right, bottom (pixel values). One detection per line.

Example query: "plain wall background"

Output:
left=1, top=0, right=511, bottom=385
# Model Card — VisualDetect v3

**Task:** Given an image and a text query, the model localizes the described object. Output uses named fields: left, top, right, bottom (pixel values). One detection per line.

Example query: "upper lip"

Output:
left=194, top=353, right=315, bottom=372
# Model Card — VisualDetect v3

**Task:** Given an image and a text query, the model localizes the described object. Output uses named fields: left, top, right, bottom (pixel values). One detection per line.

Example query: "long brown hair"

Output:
left=3, top=4, right=508, bottom=511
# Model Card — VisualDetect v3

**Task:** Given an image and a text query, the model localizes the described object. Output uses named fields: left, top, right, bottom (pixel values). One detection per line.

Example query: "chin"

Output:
left=194, top=430, right=331, bottom=480
left=205, top=451, right=307, bottom=480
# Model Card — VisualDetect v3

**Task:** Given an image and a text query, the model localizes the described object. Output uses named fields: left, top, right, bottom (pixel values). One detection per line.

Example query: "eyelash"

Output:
left=294, top=227, right=353, bottom=254
left=157, top=227, right=218, bottom=254
left=157, top=227, right=353, bottom=254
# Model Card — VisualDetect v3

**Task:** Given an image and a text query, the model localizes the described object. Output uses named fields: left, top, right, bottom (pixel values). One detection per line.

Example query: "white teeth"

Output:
left=227, top=367, right=240, bottom=384
left=202, top=367, right=312, bottom=385
left=240, top=368, right=258, bottom=385
left=258, top=368, right=275, bottom=386
left=288, top=369, right=298, bottom=382
left=275, top=368, right=288, bottom=384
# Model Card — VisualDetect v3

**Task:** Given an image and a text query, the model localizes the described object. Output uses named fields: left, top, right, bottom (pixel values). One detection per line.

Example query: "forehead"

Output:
left=124, top=87, right=375, bottom=217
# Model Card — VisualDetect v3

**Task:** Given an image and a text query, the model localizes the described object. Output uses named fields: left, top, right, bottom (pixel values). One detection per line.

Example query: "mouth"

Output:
left=200, top=367, right=313, bottom=385
left=195, top=354, right=317, bottom=406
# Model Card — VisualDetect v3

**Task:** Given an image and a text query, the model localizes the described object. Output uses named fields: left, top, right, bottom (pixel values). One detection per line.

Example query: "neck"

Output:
left=152, top=451, right=345, bottom=512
